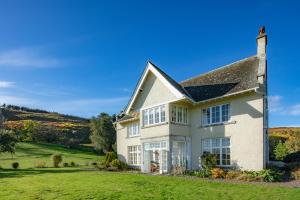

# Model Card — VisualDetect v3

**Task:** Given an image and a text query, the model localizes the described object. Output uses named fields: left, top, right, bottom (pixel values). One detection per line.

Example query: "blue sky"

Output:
left=0, top=0, right=299, bottom=127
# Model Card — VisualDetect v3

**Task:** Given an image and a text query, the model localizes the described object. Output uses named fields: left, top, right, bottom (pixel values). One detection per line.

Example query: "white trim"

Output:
left=125, top=62, right=186, bottom=114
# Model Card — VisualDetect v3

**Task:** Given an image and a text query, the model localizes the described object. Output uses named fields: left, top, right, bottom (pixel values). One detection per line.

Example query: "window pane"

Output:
left=143, top=110, right=148, bottom=126
left=172, top=106, right=177, bottom=122
left=155, top=107, right=160, bottom=123
left=149, top=108, right=154, bottom=124
left=177, top=107, right=183, bottom=123
left=161, top=105, right=166, bottom=122
left=183, top=108, right=187, bottom=124
left=222, top=104, right=230, bottom=122
left=202, top=109, right=210, bottom=125
left=212, top=148, right=221, bottom=165
left=222, top=138, right=230, bottom=147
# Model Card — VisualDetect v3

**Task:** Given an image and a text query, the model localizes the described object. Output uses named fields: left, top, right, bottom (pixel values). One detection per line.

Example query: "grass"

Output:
left=0, top=142, right=299, bottom=200
left=0, top=170, right=299, bottom=200
left=0, top=142, right=102, bottom=168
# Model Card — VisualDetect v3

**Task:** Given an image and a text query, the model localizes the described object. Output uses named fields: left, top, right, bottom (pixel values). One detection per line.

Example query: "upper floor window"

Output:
left=142, top=105, right=166, bottom=126
left=128, top=123, right=139, bottom=137
left=202, top=104, right=230, bottom=125
left=171, top=105, right=188, bottom=124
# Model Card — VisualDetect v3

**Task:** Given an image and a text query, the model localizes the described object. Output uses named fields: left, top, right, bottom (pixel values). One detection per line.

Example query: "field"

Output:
left=1, top=143, right=299, bottom=200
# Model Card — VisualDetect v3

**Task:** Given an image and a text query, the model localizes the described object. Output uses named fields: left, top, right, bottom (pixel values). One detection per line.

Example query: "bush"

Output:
left=51, top=154, right=63, bottom=167
left=195, top=169, right=211, bottom=178
left=104, top=152, right=117, bottom=167
left=225, top=170, right=242, bottom=179
left=70, top=161, right=76, bottom=167
left=211, top=168, right=225, bottom=179
left=283, top=151, right=300, bottom=163
left=201, top=152, right=217, bottom=170
left=35, top=161, right=46, bottom=168
left=12, top=162, right=19, bottom=169
left=110, top=159, right=128, bottom=170
left=274, top=142, right=289, bottom=160
left=258, top=169, right=283, bottom=182
left=63, top=162, right=69, bottom=167
left=291, top=168, right=300, bottom=180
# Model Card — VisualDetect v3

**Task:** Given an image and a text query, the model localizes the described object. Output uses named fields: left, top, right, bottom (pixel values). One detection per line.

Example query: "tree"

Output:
left=274, top=141, right=290, bottom=160
left=20, top=120, right=40, bottom=142
left=0, top=129, right=17, bottom=157
left=90, top=113, right=116, bottom=153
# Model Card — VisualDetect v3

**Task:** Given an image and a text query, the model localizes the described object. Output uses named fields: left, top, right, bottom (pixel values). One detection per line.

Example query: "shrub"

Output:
left=258, top=169, right=283, bottom=182
left=274, top=142, right=289, bottom=160
left=70, top=161, right=76, bottom=167
left=12, top=162, right=19, bottom=169
left=225, top=170, right=242, bottom=179
left=211, top=168, right=225, bottom=179
left=291, top=168, right=300, bottom=180
left=195, top=169, right=211, bottom=178
left=201, top=152, right=217, bottom=170
left=283, top=151, right=300, bottom=163
left=63, top=162, right=69, bottom=167
left=104, top=152, right=117, bottom=167
left=35, top=161, right=46, bottom=168
left=237, top=171, right=264, bottom=182
left=51, top=154, right=63, bottom=167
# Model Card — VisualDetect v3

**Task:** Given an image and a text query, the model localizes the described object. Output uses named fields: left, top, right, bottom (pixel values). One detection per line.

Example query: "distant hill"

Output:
left=0, top=105, right=91, bottom=146
left=269, top=127, right=300, bottom=134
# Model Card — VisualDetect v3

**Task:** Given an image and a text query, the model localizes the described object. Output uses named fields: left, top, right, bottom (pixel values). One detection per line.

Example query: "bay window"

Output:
left=171, top=105, right=188, bottom=124
left=201, top=138, right=231, bottom=166
left=142, top=105, right=166, bottom=126
left=202, top=104, right=230, bottom=125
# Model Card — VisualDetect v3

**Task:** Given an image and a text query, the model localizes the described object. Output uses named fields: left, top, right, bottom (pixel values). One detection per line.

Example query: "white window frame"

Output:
left=202, top=104, right=231, bottom=126
left=128, top=145, right=141, bottom=165
left=142, top=105, right=166, bottom=127
left=128, top=123, right=140, bottom=137
left=201, top=138, right=231, bottom=167
left=171, top=105, right=188, bottom=125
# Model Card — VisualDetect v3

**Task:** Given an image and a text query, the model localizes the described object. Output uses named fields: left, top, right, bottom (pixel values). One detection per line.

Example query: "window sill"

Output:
left=142, top=122, right=168, bottom=129
left=170, top=122, right=190, bottom=126
left=126, top=135, right=140, bottom=139
left=199, top=120, right=236, bottom=128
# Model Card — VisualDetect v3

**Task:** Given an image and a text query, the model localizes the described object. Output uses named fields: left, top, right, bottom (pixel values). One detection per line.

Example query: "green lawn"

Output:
left=0, top=143, right=299, bottom=200
left=0, top=142, right=102, bottom=169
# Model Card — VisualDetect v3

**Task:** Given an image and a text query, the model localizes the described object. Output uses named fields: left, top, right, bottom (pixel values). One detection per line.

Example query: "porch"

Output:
left=141, top=136, right=191, bottom=174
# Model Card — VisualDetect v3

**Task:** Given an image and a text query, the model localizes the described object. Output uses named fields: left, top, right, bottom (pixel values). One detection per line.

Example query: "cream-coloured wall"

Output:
left=131, top=71, right=177, bottom=112
left=116, top=122, right=141, bottom=163
left=190, top=92, right=265, bottom=170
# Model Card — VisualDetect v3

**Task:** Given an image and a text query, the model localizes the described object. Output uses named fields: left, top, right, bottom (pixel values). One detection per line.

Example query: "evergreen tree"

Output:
left=90, top=113, right=116, bottom=153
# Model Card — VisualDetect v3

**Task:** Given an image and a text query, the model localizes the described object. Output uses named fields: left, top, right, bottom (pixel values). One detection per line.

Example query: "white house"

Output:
left=116, top=27, right=269, bottom=173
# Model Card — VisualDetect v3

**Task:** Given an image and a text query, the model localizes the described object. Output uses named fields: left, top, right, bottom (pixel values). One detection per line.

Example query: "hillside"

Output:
left=0, top=105, right=91, bottom=146
left=0, top=142, right=101, bottom=169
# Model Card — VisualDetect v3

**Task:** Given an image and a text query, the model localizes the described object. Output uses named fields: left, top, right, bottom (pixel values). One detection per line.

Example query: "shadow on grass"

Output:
left=0, top=168, right=83, bottom=179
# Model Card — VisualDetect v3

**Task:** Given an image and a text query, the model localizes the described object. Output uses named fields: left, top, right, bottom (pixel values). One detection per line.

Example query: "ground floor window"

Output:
left=143, top=141, right=168, bottom=173
left=128, top=145, right=141, bottom=165
left=202, top=138, right=230, bottom=166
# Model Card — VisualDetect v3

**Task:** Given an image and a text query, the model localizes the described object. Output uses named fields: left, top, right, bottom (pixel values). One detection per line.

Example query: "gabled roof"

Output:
left=124, top=62, right=190, bottom=114
left=121, top=56, right=260, bottom=117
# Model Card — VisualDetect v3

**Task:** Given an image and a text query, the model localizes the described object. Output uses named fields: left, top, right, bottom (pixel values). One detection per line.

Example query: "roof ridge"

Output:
left=180, top=55, right=257, bottom=85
